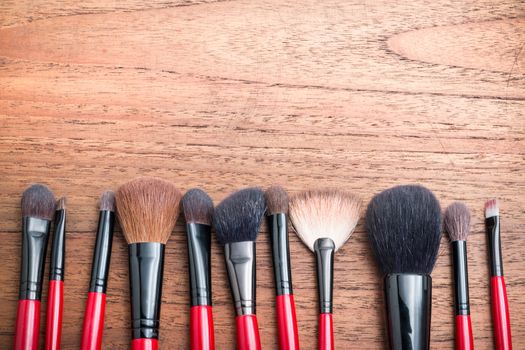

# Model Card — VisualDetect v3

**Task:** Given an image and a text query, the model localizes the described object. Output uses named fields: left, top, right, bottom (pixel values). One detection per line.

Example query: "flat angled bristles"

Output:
left=182, top=188, right=214, bottom=225
left=444, top=202, right=471, bottom=241
left=99, top=191, right=115, bottom=212
left=56, top=197, right=67, bottom=211
left=21, top=184, right=56, bottom=220
left=264, top=186, right=289, bottom=215
left=213, top=188, right=265, bottom=245
left=485, top=199, right=499, bottom=218
left=365, top=185, right=442, bottom=275
left=289, top=189, right=361, bottom=252
left=115, top=177, right=182, bottom=244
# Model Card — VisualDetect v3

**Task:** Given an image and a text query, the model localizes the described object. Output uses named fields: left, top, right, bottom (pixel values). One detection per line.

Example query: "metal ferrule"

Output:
left=452, top=241, right=470, bottom=316
left=89, top=210, right=115, bottom=293
left=314, top=238, right=335, bottom=314
left=384, top=273, right=432, bottom=350
left=485, top=216, right=503, bottom=277
left=224, top=241, right=256, bottom=316
left=49, top=208, right=66, bottom=281
left=186, top=223, right=212, bottom=306
left=20, top=217, right=51, bottom=300
left=268, top=213, right=293, bottom=296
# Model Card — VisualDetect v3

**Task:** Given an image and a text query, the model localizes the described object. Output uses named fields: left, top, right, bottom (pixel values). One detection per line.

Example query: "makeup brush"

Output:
left=182, top=188, right=215, bottom=350
left=15, top=184, right=55, bottom=350
left=116, top=177, right=182, bottom=350
left=289, top=189, right=361, bottom=350
left=213, top=188, right=266, bottom=350
left=444, top=202, right=474, bottom=350
left=45, top=197, right=67, bottom=350
left=265, top=186, right=299, bottom=350
left=365, top=185, right=441, bottom=350
left=485, top=199, right=512, bottom=350
left=81, top=191, right=116, bottom=350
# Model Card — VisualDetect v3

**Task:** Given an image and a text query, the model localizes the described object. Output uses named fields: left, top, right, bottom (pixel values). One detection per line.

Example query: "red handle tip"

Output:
left=319, top=313, right=334, bottom=350
left=14, top=299, right=41, bottom=350
left=81, top=292, right=107, bottom=350
left=491, top=276, right=512, bottom=350
left=236, top=314, right=261, bottom=350
left=455, top=315, right=474, bottom=350
left=45, top=280, right=64, bottom=350
left=190, top=305, right=215, bottom=350
left=276, top=294, right=300, bottom=350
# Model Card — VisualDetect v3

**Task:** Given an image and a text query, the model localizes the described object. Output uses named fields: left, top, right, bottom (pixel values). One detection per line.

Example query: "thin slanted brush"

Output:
left=116, top=177, right=182, bottom=350
left=213, top=188, right=266, bottom=350
left=366, top=185, right=441, bottom=350
left=15, top=184, right=55, bottom=350
left=182, top=188, right=215, bottom=350
left=289, top=189, right=361, bottom=350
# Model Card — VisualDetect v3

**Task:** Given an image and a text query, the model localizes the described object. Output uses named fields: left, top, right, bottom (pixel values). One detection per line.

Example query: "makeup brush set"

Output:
left=14, top=179, right=512, bottom=350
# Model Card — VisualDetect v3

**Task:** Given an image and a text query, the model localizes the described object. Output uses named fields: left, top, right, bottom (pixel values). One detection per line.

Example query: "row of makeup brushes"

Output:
left=13, top=177, right=512, bottom=350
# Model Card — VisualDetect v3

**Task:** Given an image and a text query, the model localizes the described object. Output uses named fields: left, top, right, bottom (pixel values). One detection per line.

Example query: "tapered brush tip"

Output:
left=56, top=197, right=67, bottom=211
left=265, top=185, right=289, bottom=215
left=21, top=184, right=56, bottom=220
left=182, top=188, right=214, bottom=225
left=484, top=199, right=499, bottom=218
left=99, top=191, right=115, bottom=212
left=444, top=202, right=471, bottom=241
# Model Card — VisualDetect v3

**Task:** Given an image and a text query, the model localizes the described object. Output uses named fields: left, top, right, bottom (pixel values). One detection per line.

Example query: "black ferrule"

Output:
left=129, top=242, right=165, bottom=340
left=485, top=216, right=503, bottom=277
left=49, top=209, right=66, bottom=281
left=224, top=241, right=256, bottom=316
left=89, top=210, right=115, bottom=293
left=19, top=217, right=51, bottom=300
left=314, top=238, right=334, bottom=314
left=186, top=223, right=212, bottom=306
left=452, top=241, right=470, bottom=316
left=268, top=213, right=293, bottom=296
left=384, top=274, right=432, bottom=350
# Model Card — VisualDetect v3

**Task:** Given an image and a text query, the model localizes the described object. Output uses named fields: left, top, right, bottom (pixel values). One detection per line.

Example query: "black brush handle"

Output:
left=186, top=223, right=212, bottom=306
left=452, top=241, right=470, bottom=316
left=50, top=208, right=66, bottom=281
left=224, top=241, right=256, bottom=316
left=485, top=216, right=503, bottom=277
left=314, top=238, right=334, bottom=314
left=89, top=210, right=115, bottom=293
left=269, top=213, right=293, bottom=296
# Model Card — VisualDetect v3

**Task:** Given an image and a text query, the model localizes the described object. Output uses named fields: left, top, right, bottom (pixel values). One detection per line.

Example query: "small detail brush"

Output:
left=265, top=186, right=299, bottom=350
left=15, top=184, right=55, bottom=350
left=444, top=202, right=474, bottom=350
left=485, top=199, right=512, bottom=350
left=81, top=191, right=116, bottom=350
left=45, top=197, right=67, bottom=350
left=116, top=177, right=182, bottom=350
left=182, top=188, right=215, bottom=350
left=290, top=189, right=361, bottom=350
left=213, top=188, right=266, bottom=350
left=366, top=185, right=441, bottom=350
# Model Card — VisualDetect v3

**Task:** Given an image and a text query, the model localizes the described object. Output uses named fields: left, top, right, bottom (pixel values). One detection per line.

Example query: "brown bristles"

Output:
left=56, top=197, right=67, bottom=211
left=264, top=186, right=289, bottom=215
left=115, top=177, right=182, bottom=244
left=21, top=184, right=56, bottom=220
left=99, top=191, right=115, bottom=212
left=444, top=202, right=471, bottom=242
left=182, top=188, right=214, bottom=225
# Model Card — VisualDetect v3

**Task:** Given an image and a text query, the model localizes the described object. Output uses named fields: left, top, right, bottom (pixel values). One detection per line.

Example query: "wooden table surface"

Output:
left=0, top=0, right=524, bottom=348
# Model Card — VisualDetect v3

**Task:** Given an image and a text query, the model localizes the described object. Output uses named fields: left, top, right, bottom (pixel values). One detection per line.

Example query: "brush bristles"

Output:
left=99, top=191, right=115, bottom=212
left=485, top=199, right=499, bottom=218
left=365, top=185, right=442, bottom=275
left=213, top=188, right=266, bottom=245
left=21, top=184, right=56, bottom=220
left=289, top=189, right=361, bottom=252
left=182, top=188, right=214, bottom=225
left=56, top=197, right=67, bottom=211
left=444, top=202, right=471, bottom=241
left=115, top=177, right=182, bottom=244
left=264, top=186, right=289, bottom=215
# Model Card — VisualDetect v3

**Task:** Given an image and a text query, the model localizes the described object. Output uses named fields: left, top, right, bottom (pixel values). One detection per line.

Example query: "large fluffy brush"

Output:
left=115, top=177, right=182, bottom=350
left=365, top=185, right=441, bottom=350
left=213, top=188, right=265, bottom=350
left=290, top=189, right=361, bottom=350
left=182, top=189, right=215, bottom=350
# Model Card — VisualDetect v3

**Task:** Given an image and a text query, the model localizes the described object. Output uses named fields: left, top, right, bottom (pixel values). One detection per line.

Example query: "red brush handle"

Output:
left=81, top=292, right=107, bottom=350
left=319, top=313, right=334, bottom=350
left=190, top=305, right=215, bottom=350
left=14, top=299, right=40, bottom=350
left=491, top=276, right=512, bottom=350
left=455, top=315, right=474, bottom=350
left=45, top=280, right=64, bottom=350
left=131, top=338, right=158, bottom=350
left=276, top=294, right=300, bottom=350
left=235, top=314, right=261, bottom=350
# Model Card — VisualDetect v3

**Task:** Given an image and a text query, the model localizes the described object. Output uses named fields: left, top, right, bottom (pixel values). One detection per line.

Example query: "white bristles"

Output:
left=484, top=199, right=499, bottom=218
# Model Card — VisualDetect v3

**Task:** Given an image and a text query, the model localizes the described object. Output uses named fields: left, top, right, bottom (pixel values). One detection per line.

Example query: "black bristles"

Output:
left=182, top=188, right=214, bottom=225
left=21, top=184, right=56, bottom=220
left=365, top=185, right=442, bottom=275
left=213, top=188, right=266, bottom=245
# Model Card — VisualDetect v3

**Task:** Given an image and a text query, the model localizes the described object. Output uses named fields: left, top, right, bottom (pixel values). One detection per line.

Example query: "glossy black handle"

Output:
left=224, top=241, right=256, bottom=316
left=49, top=208, right=66, bottom=281
left=89, top=210, right=115, bottom=293
left=269, top=213, right=293, bottom=296
left=186, top=223, right=212, bottom=306
left=452, top=241, right=470, bottom=316
left=486, top=216, right=503, bottom=277
left=314, top=238, right=335, bottom=314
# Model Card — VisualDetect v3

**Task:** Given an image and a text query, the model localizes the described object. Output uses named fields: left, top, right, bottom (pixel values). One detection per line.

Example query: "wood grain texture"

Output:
left=0, top=0, right=523, bottom=348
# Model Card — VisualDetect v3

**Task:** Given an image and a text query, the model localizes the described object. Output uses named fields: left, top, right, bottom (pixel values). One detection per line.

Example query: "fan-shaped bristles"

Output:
left=444, top=202, right=471, bottom=242
left=485, top=199, right=499, bottom=218
left=265, top=186, right=289, bottom=215
left=289, top=189, right=361, bottom=252
left=21, top=184, right=56, bottom=220
left=182, top=188, right=214, bottom=225
left=99, top=191, right=115, bottom=212
left=115, top=177, right=182, bottom=244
